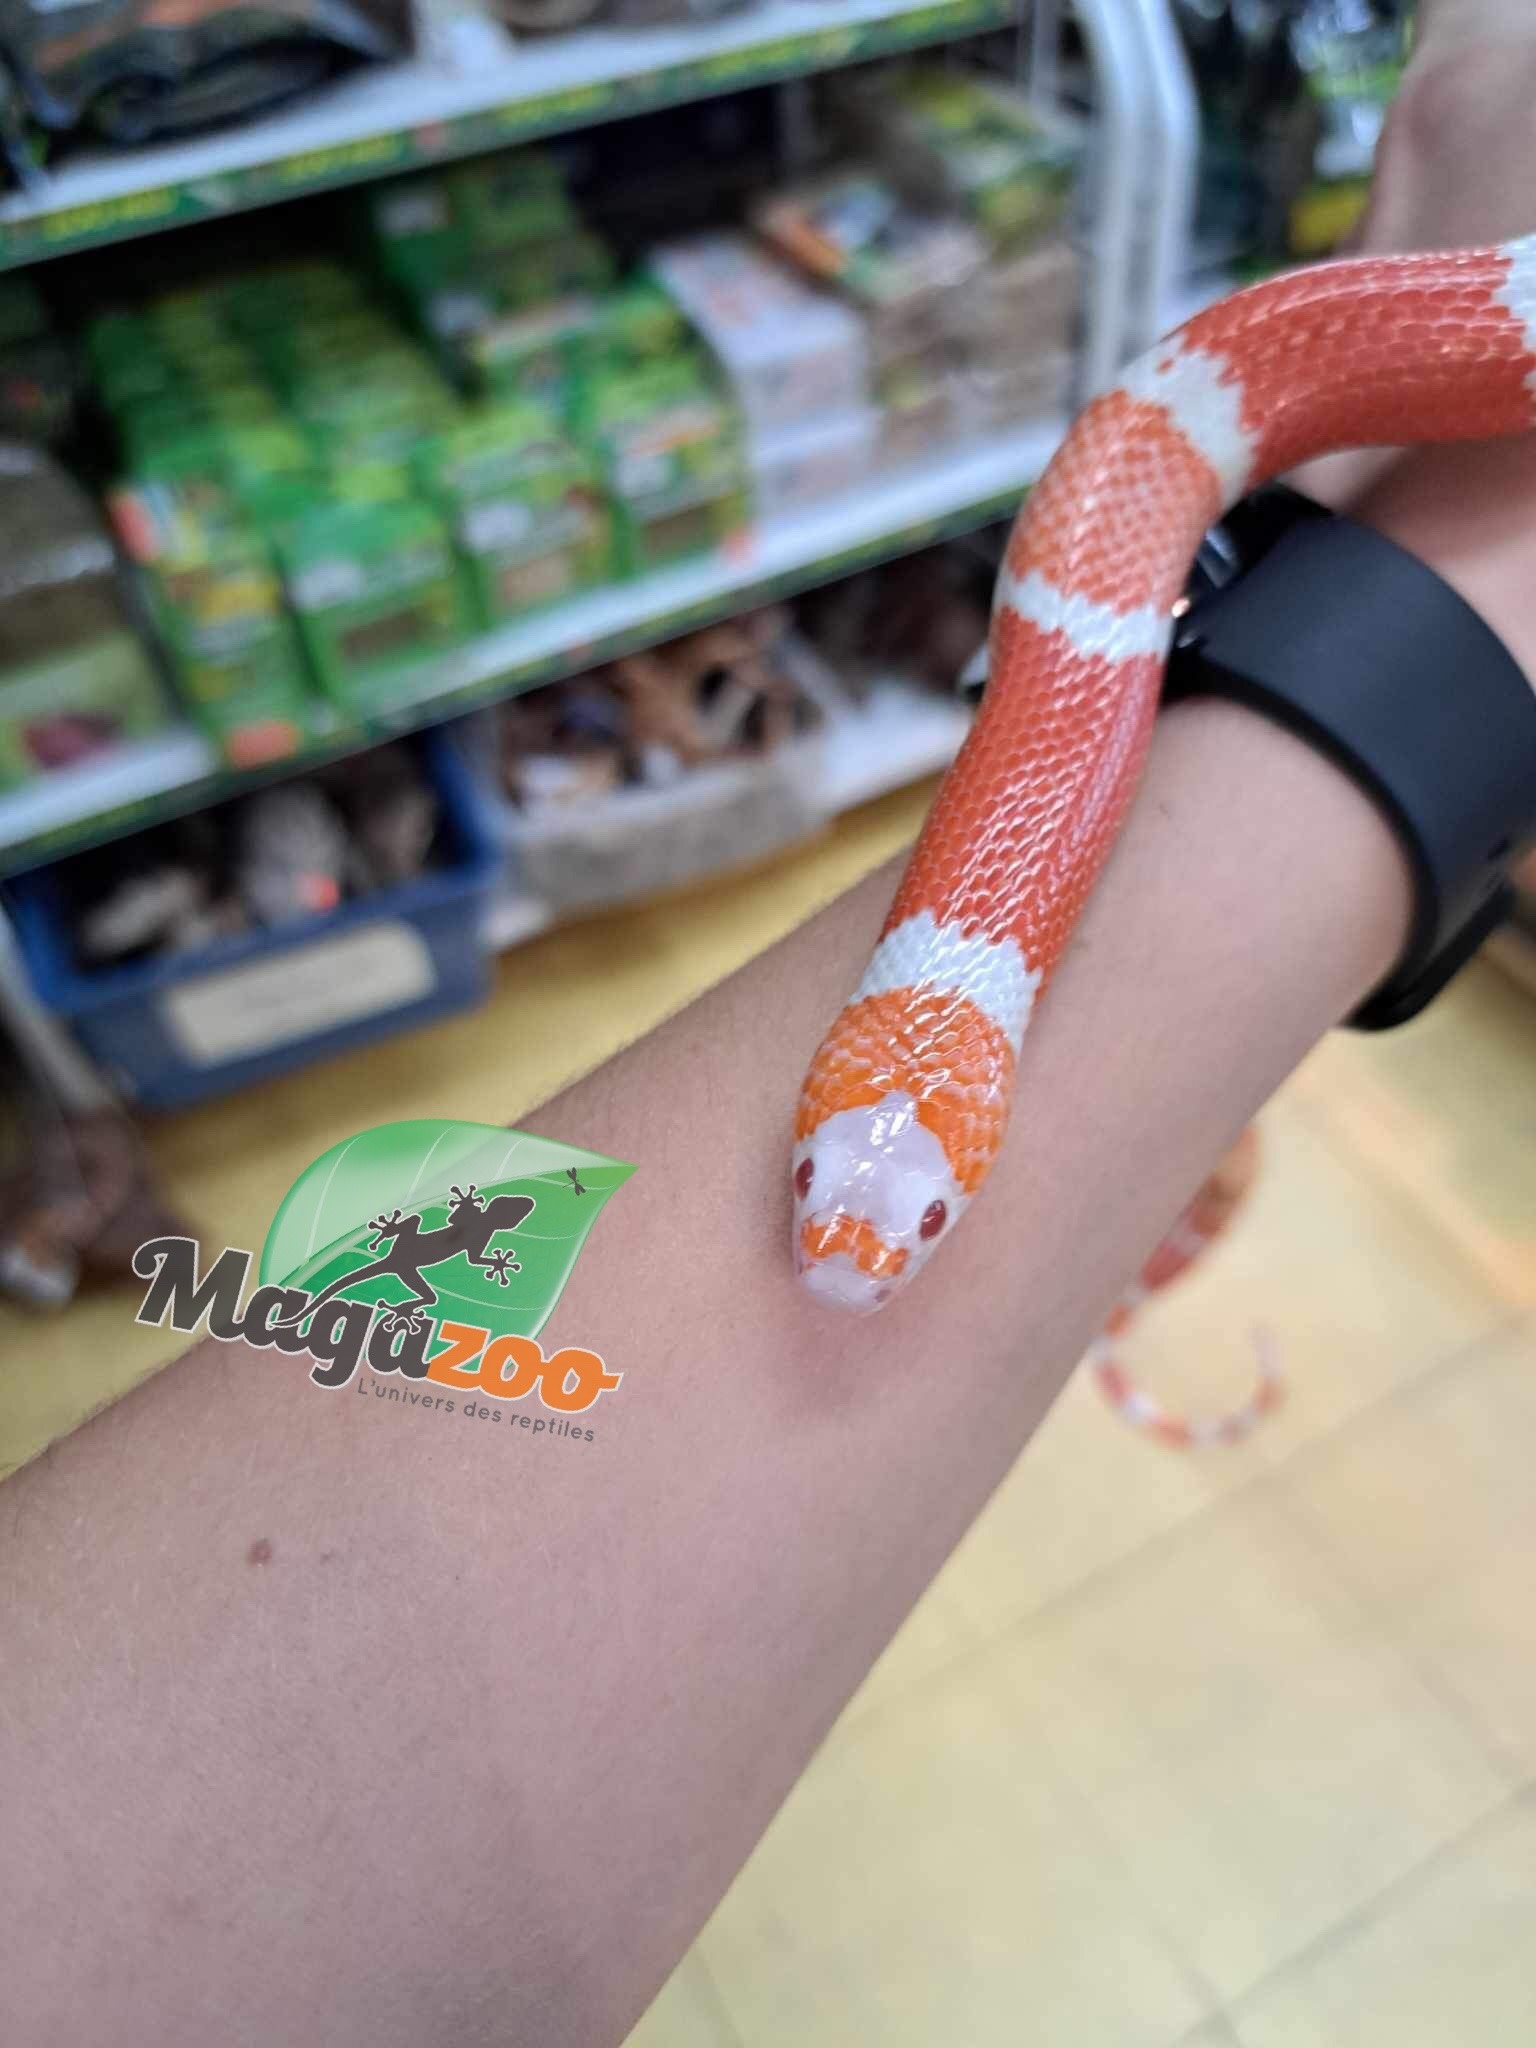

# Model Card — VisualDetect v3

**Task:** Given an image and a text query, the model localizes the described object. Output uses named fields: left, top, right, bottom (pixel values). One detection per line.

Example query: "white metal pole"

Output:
left=1069, top=0, right=1151, bottom=391
left=1122, top=0, right=1200, bottom=354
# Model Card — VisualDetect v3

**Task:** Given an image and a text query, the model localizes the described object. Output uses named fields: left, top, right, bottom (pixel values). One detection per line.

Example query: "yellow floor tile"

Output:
left=942, top=1359, right=1260, bottom=1640
left=939, top=1096, right=1504, bottom=1641
left=989, top=1488, right=1516, bottom=2004
left=624, top=1953, right=741, bottom=2048
left=1278, top=1314, right=1536, bottom=1774
left=1109, top=1104, right=1506, bottom=1467
left=1230, top=1792, right=1536, bottom=2048
left=836, top=1565, right=981, bottom=1729
left=1287, top=962, right=1536, bottom=1309
left=701, top=1655, right=1212, bottom=2048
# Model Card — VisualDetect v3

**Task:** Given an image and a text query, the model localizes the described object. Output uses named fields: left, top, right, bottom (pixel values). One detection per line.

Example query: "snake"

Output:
left=792, top=236, right=1536, bottom=1318
left=1086, top=1124, right=1281, bottom=1448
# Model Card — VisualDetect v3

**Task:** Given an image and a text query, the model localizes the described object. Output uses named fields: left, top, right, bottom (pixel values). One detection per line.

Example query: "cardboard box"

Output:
left=650, top=233, right=869, bottom=435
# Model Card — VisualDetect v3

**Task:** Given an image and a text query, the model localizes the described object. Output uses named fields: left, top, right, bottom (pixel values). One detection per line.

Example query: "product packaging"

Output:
left=841, top=66, right=1082, bottom=252
left=753, top=169, right=985, bottom=366
left=110, top=479, right=313, bottom=766
left=0, top=443, right=167, bottom=788
left=0, top=0, right=410, bottom=151
left=417, top=399, right=612, bottom=627
left=274, top=496, right=469, bottom=706
left=746, top=405, right=880, bottom=521
left=574, top=357, right=747, bottom=575
left=649, top=233, right=870, bottom=436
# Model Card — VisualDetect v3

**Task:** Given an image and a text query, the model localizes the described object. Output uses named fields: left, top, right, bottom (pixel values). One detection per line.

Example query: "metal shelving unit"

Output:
left=0, top=0, right=1200, bottom=1102
left=0, top=0, right=1012, bottom=269
left=0, top=417, right=1060, bottom=874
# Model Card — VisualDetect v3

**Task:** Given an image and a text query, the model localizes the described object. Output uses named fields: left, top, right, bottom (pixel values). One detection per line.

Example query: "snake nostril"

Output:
left=919, top=1199, right=948, bottom=1241
left=794, top=1157, right=814, bottom=1200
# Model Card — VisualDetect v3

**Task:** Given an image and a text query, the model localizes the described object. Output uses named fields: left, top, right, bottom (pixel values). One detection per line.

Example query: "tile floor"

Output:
left=631, top=946, right=1536, bottom=2047
left=2, top=779, right=1532, bottom=2045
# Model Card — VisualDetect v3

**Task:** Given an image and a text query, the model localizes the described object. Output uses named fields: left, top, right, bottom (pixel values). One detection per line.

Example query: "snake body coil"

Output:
left=794, top=239, right=1536, bottom=1314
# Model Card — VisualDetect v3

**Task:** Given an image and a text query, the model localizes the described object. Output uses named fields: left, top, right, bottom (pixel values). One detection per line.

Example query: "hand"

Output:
left=1299, top=0, right=1536, bottom=678
left=1355, top=0, right=1536, bottom=253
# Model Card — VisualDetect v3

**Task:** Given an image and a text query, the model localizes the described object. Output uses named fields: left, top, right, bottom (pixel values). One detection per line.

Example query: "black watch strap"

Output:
left=1165, top=485, right=1536, bottom=1029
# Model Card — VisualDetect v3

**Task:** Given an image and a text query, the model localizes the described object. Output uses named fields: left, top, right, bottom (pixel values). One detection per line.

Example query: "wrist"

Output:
left=1152, top=694, right=1415, bottom=1007
left=1347, top=435, right=1536, bottom=684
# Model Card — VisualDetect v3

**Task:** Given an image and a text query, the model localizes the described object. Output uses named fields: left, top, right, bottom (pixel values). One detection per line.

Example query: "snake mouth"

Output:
left=798, top=1212, right=909, bottom=1282
left=796, top=1213, right=909, bottom=1314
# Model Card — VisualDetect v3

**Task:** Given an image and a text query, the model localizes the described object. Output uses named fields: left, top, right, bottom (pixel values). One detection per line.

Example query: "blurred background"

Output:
left=0, top=1, right=1532, bottom=2041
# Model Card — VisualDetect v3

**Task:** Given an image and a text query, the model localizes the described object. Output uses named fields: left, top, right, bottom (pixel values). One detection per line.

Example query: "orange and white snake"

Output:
left=792, top=240, right=1536, bottom=1416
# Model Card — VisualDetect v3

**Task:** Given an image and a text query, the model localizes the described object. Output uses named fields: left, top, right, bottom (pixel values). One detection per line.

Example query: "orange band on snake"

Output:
left=793, top=241, right=1536, bottom=1313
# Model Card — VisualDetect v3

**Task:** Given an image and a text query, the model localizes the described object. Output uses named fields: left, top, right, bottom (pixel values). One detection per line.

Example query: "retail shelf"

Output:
left=0, top=416, right=1056, bottom=879
left=0, top=0, right=1013, bottom=270
left=814, top=675, right=969, bottom=811
left=0, top=730, right=222, bottom=866
left=480, top=673, right=967, bottom=950
left=483, top=892, right=555, bottom=950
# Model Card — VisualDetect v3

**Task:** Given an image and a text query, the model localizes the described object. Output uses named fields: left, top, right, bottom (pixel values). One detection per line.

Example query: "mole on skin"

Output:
left=247, top=1537, right=273, bottom=1567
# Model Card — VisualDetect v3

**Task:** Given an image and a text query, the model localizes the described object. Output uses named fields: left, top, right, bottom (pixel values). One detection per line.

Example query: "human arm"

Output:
left=0, top=688, right=1419, bottom=2048
left=4, top=17, right=1535, bottom=2040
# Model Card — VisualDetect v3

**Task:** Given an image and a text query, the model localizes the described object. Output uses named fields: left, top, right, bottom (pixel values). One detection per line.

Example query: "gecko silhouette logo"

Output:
left=131, top=1120, right=635, bottom=1424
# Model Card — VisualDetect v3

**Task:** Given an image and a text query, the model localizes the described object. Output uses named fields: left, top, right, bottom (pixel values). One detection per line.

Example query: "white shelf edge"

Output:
left=0, top=0, right=996, bottom=227
left=0, top=729, right=219, bottom=854
left=376, top=419, right=1061, bottom=715
left=480, top=673, right=967, bottom=953
left=0, top=419, right=1054, bottom=862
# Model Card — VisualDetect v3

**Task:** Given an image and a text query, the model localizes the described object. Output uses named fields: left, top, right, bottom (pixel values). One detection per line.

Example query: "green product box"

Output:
left=259, top=315, right=407, bottom=398
left=118, top=410, right=225, bottom=484
left=274, top=496, right=470, bottom=706
left=874, top=69, right=1080, bottom=250
left=418, top=400, right=611, bottom=629
left=414, top=274, right=507, bottom=376
left=379, top=240, right=482, bottom=326
left=159, top=333, right=259, bottom=389
left=466, top=294, right=600, bottom=409
left=448, top=149, right=577, bottom=252
left=589, top=276, right=691, bottom=369
left=147, top=551, right=312, bottom=766
left=0, top=633, right=167, bottom=791
left=577, top=360, right=748, bottom=578
left=90, top=316, right=179, bottom=411
left=301, top=384, right=463, bottom=493
left=288, top=337, right=459, bottom=440
left=488, top=232, right=615, bottom=311
left=150, top=284, right=231, bottom=327
left=194, top=377, right=285, bottom=422
left=218, top=422, right=318, bottom=505
left=367, top=175, right=473, bottom=295
left=110, top=480, right=313, bottom=767
left=221, top=262, right=373, bottom=338
left=121, top=410, right=316, bottom=504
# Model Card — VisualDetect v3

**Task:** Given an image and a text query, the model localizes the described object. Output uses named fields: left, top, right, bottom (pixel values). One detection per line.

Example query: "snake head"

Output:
left=791, top=1090, right=965, bottom=1315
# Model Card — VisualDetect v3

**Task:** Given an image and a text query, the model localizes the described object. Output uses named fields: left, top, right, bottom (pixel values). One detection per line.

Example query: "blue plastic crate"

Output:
left=8, top=730, right=499, bottom=1108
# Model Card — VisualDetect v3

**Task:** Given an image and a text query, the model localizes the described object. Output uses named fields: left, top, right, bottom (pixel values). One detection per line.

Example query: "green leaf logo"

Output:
left=260, top=1119, right=634, bottom=1340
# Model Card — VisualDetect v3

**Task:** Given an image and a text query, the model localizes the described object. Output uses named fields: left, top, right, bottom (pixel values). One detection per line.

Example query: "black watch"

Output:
left=1167, top=484, right=1536, bottom=1028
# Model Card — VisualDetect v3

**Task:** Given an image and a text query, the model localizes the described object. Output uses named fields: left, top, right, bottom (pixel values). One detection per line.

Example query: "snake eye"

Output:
left=919, top=1199, right=948, bottom=1241
left=794, top=1157, right=814, bottom=1200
